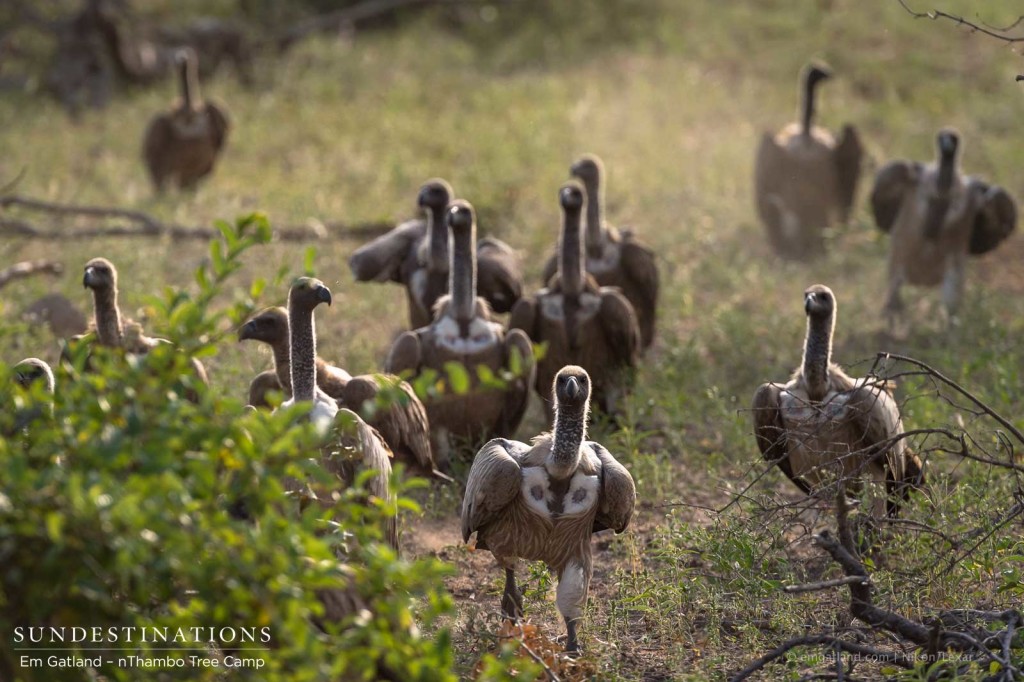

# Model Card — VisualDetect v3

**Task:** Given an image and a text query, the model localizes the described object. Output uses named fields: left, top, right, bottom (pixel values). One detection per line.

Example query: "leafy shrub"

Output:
left=0, top=215, right=454, bottom=681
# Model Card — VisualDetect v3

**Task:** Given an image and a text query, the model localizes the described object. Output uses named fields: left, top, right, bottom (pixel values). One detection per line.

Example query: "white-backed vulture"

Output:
left=870, top=128, right=1017, bottom=335
left=239, top=306, right=442, bottom=477
left=540, top=155, right=658, bottom=350
left=348, top=179, right=523, bottom=327
left=752, top=285, right=925, bottom=518
left=461, top=365, right=635, bottom=653
left=142, top=47, right=229, bottom=192
left=70, top=258, right=210, bottom=387
left=512, top=182, right=640, bottom=421
left=279, top=277, right=397, bottom=551
left=754, top=64, right=863, bottom=260
left=9, top=358, right=56, bottom=435
left=385, top=200, right=535, bottom=451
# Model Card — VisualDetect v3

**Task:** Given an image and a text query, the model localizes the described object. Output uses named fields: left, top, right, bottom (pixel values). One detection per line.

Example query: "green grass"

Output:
left=3, top=0, right=1024, bottom=678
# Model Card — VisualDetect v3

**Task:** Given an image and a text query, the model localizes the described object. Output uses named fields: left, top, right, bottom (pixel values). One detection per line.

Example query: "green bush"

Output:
left=0, top=216, right=455, bottom=681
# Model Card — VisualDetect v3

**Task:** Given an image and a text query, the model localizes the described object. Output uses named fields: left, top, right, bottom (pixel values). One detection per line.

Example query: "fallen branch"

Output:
left=783, top=575, right=870, bottom=594
left=0, top=259, right=64, bottom=289
left=729, top=634, right=914, bottom=682
left=0, top=194, right=394, bottom=242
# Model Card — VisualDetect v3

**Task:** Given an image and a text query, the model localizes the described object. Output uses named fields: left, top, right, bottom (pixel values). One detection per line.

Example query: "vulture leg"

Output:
left=556, top=560, right=590, bottom=655
left=500, top=567, right=524, bottom=620
left=883, top=269, right=907, bottom=338
left=940, top=255, right=965, bottom=325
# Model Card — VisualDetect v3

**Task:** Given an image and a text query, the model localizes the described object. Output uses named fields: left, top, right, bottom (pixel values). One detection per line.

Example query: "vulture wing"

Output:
left=384, top=330, right=423, bottom=376
left=752, top=382, right=812, bottom=495
left=508, top=296, right=539, bottom=342
left=332, top=408, right=398, bottom=551
left=754, top=132, right=787, bottom=246
left=348, top=220, right=425, bottom=283
left=461, top=438, right=528, bottom=543
left=870, top=160, right=921, bottom=234
left=618, top=233, right=659, bottom=346
left=590, top=442, right=636, bottom=534
left=598, top=289, right=640, bottom=367
left=966, top=179, right=1017, bottom=255
left=496, top=328, right=535, bottom=439
left=204, top=101, right=231, bottom=152
left=833, top=124, right=864, bottom=223
left=476, top=237, right=523, bottom=314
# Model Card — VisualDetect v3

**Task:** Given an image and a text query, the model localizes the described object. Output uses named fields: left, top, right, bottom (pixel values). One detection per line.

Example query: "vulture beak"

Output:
left=804, top=292, right=816, bottom=314
left=565, top=376, right=581, bottom=402
left=83, top=268, right=94, bottom=289
left=417, top=186, right=433, bottom=209
left=238, top=320, right=255, bottom=341
left=317, top=285, right=333, bottom=306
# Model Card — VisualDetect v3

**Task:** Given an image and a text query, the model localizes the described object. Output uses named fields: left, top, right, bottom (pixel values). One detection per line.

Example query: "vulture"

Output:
left=461, top=365, right=635, bottom=653
left=277, top=277, right=397, bottom=552
left=870, top=128, right=1017, bottom=335
left=754, top=64, right=863, bottom=260
left=511, top=182, right=640, bottom=421
left=23, top=293, right=88, bottom=338
left=348, top=179, right=523, bottom=328
left=9, top=358, right=56, bottom=435
left=752, top=284, right=925, bottom=518
left=385, top=200, right=535, bottom=451
left=239, top=306, right=442, bottom=477
left=540, top=154, right=659, bottom=350
left=142, top=47, right=229, bottom=191
left=69, top=257, right=209, bottom=393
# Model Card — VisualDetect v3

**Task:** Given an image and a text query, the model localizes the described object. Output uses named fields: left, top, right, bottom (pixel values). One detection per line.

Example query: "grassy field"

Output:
left=2, top=0, right=1024, bottom=679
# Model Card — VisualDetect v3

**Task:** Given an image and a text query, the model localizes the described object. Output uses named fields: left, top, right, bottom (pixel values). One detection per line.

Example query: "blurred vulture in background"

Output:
left=386, top=201, right=534, bottom=453
left=752, top=285, right=925, bottom=519
left=512, top=182, right=640, bottom=421
left=142, top=47, right=229, bottom=191
left=870, top=128, right=1016, bottom=336
left=348, top=179, right=523, bottom=328
left=541, top=155, right=659, bottom=350
left=754, top=63, right=863, bottom=260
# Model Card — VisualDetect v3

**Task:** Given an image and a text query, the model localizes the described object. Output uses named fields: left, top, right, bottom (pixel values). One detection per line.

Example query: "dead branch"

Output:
left=0, top=259, right=64, bottom=289
left=0, top=194, right=394, bottom=242
left=729, top=634, right=915, bottom=681
left=879, top=353, right=1024, bottom=447
left=896, top=0, right=1024, bottom=44
left=783, top=576, right=870, bottom=594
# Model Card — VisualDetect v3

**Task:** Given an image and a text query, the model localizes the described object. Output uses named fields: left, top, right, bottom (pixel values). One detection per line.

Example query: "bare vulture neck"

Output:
left=560, top=204, right=586, bottom=299
left=426, top=205, right=449, bottom=274
left=583, top=176, right=604, bottom=259
left=449, top=220, right=477, bottom=332
left=801, top=73, right=820, bottom=137
left=271, top=337, right=293, bottom=391
left=549, top=406, right=586, bottom=480
left=801, top=312, right=834, bottom=401
left=92, top=287, right=123, bottom=347
left=923, top=150, right=957, bottom=241
left=179, top=56, right=200, bottom=111
left=288, top=301, right=317, bottom=402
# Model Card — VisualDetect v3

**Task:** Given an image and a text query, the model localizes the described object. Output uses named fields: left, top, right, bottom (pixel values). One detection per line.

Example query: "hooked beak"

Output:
left=83, top=268, right=94, bottom=289
left=317, top=286, right=333, bottom=306
left=804, top=292, right=816, bottom=314
left=238, top=320, right=256, bottom=342
left=565, top=376, right=581, bottom=401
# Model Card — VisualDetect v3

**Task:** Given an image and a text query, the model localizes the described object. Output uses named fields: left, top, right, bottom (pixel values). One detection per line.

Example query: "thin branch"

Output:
left=879, top=353, right=1024, bottom=447
left=729, top=635, right=914, bottom=682
left=897, top=0, right=1024, bottom=43
left=783, top=576, right=871, bottom=594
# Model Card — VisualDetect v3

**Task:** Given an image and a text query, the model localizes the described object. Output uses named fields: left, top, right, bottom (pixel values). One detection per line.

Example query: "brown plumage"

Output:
left=512, top=182, right=640, bottom=421
left=461, top=366, right=635, bottom=653
left=69, top=257, right=209, bottom=392
left=385, top=200, right=535, bottom=453
left=754, top=64, right=863, bottom=260
left=239, top=306, right=441, bottom=477
left=752, top=285, right=925, bottom=518
left=540, top=155, right=659, bottom=350
left=348, top=179, right=523, bottom=327
left=870, top=129, right=1016, bottom=336
left=23, top=293, right=88, bottom=338
left=278, top=277, right=397, bottom=551
left=142, top=47, right=229, bottom=192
